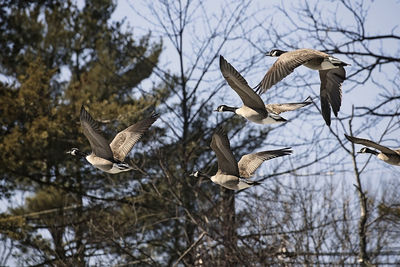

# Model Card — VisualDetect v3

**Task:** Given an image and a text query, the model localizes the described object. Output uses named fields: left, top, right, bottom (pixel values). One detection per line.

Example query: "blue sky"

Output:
left=1, top=0, right=400, bottom=264
left=111, top=0, right=400, bottom=110
left=1, top=0, right=398, bottom=209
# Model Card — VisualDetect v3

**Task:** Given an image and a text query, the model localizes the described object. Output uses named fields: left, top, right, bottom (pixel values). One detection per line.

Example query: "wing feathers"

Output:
left=344, top=134, right=396, bottom=154
left=265, top=96, right=312, bottom=114
left=210, top=128, right=239, bottom=176
left=256, top=49, right=325, bottom=94
left=219, top=56, right=266, bottom=110
left=238, top=148, right=292, bottom=178
left=110, top=113, right=159, bottom=162
left=80, top=106, right=114, bottom=160
left=319, top=67, right=345, bottom=125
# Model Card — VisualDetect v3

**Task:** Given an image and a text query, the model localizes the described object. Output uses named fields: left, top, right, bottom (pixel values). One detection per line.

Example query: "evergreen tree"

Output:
left=3, top=0, right=398, bottom=266
left=0, top=1, right=167, bottom=265
left=1, top=1, right=285, bottom=265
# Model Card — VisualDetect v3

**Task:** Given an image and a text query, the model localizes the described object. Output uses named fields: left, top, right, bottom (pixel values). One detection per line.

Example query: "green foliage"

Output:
left=0, top=0, right=167, bottom=265
left=0, top=1, right=273, bottom=266
left=0, top=59, right=56, bottom=189
left=378, top=203, right=400, bottom=222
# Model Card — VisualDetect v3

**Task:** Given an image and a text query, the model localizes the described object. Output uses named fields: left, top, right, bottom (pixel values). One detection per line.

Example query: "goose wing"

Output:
left=210, top=128, right=239, bottom=176
left=256, top=49, right=326, bottom=94
left=238, top=148, right=292, bottom=178
left=319, top=67, right=345, bottom=126
left=265, top=96, right=312, bottom=114
left=80, top=106, right=114, bottom=160
left=219, top=56, right=266, bottom=110
left=110, top=113, right=159, bottom=162
left=344, top=134, right=396, bottom=154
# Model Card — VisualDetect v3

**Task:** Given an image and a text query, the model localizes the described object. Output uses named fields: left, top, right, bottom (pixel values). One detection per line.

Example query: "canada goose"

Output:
left=256, top=49, right=349, bottom=126
left=191, top=128, right=292, bottom=190
left=67, top=105, right=159, bottom=173
left=216, top=56, right=311, bottom=124
left=345, top=134, right=400, bottom=166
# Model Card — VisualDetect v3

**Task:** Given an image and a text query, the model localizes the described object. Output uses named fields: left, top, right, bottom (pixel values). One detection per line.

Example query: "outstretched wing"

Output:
left=80, top=106, right=114, bottom=160
left=210, top=128, right=239, bottom=176
left=219, top=56, right=266, bottom=110
left=110, top=113, right=159, bottom=162
left=256, top=49, right=326, bottom=94
left=344, top=134, right=396, bottom=154
left=238, top=148, right=292, bottom=178
left=319, top=67, right=345, bottom=126
left=265, top=96, right=312, bottom=114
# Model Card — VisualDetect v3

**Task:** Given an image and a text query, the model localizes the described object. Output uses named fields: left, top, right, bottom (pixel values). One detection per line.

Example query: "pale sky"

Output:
left=1, top=1, right=400, bottom=265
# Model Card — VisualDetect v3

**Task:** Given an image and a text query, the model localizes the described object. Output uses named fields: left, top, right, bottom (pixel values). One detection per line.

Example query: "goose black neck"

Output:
left=364, top=148, right=379, bottom=155
left=198, top=171, right=211, bottom=179
left=224, top=106, right=238, bottom=113
left=77, top=151, right=88, bottom=158
left=69, top=149, right=88, bottom=158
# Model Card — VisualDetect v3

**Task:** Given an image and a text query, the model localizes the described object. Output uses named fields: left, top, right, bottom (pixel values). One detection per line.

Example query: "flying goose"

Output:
left=216, top=55, right=311, bottom=124
left=191, top=128, right=292, bottom=190
left=67, top=105, right=159, bottom=173
left=256, top=49, right=349, bottom=126
left=345, top=134, right=400, bottom=166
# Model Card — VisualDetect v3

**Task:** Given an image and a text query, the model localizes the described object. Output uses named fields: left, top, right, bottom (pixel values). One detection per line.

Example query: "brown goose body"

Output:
left=217, top=56, right=312, bottom=124
left=68, top=106, right=159, bottom=173
left=257, top=48, right=349, bottom=126
left=191, top=128, right=292, bottom=190
left=345, top=134, right=400, bottom=166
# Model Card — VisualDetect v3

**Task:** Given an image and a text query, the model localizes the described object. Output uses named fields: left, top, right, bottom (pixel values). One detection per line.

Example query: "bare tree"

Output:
left=243, top=0, right=400, bottom=265
left=121, top=0, right=400, bottom=265
left=2, top=0, right=399, bottom=265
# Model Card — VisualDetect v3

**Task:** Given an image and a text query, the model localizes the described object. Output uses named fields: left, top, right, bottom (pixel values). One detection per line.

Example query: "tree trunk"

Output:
left=221, top=189, right=236, bottom=267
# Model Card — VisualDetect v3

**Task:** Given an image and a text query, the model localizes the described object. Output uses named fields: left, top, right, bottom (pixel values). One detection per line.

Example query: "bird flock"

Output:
left=68, top=48, right=400, bottom=190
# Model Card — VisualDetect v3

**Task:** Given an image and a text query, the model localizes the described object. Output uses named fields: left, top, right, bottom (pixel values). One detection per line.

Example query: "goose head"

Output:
left=190, top=171, right=201, bottom=178
left=66, top=148, right=86, bottom=158
left=215, top=105, right=227, bottom=112
left=190, top=171, right=210, bottom=179
left=214, top=105, right=237, bottom=113
left=267, top=49, right=287, bottom=57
